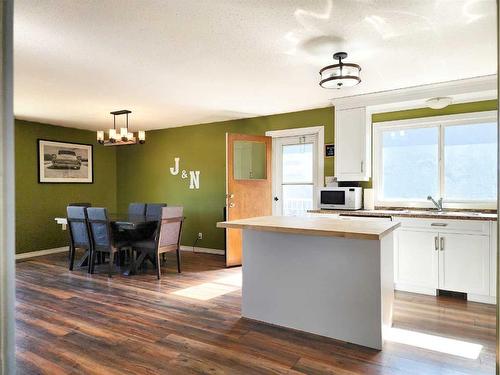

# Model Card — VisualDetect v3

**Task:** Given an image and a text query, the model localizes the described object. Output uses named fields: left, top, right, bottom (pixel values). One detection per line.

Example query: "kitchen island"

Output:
left=217, top=215, right=400, bottom=350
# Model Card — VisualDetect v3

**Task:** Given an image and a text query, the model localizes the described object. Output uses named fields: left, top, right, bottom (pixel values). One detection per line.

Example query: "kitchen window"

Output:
left=373, top=111, right=497, bottom=209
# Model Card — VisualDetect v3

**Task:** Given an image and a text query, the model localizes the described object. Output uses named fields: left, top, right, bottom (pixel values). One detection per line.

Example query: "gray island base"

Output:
left=217, top=216, right=400, bottom=350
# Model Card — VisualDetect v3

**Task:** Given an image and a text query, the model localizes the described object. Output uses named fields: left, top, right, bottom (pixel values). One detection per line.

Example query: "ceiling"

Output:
left=14, top=0, right=497, bottom=131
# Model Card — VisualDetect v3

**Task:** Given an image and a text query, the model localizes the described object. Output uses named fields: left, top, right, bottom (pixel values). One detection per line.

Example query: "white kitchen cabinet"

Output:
left=394, top=218, right=495, bottom=304
left=438, top=233, right=489, bottom=296
left=334, top=107, right=371, bottom=181
left=395, top=230, right=439, bottom=294
left=490, top=222, right=497, bottom=298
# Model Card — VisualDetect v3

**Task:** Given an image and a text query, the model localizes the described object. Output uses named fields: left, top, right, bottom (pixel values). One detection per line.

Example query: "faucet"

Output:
left=427, top=196, right=444, bottom=212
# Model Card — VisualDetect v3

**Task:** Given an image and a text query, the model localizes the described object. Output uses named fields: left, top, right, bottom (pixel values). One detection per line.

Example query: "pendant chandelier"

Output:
left=319, top=52, right=361, bottom=89
left=97, top=110, right=145, bottom=146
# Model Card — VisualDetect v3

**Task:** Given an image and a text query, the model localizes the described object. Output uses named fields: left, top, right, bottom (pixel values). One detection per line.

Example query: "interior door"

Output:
left=226, top=133, right=272, bottom=267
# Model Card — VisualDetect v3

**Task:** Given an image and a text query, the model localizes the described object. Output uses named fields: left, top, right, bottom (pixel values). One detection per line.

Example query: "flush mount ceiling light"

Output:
left=426, top=97, right=453, bottom=110
left=319, top=52, right=361, bottom=89
left=97, top=110, right=145, bottom=146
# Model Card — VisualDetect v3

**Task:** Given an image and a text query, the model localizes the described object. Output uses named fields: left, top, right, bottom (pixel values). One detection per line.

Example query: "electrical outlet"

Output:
left=198, top=232, right=203, bottom=240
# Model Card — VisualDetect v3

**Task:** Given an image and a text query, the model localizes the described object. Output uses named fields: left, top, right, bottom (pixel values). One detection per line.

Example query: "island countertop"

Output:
left=217, top=215, right=400, bottom=240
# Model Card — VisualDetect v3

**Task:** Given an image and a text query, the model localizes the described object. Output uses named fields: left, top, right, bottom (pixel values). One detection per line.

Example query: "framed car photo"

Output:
left=38, top=139, right=93, bottom=183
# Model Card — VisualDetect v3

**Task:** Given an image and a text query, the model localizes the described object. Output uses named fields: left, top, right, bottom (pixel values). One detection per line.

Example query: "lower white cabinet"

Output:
left=396, top=230, right=438, bottom=293
left=394, top=218, right=495, bottom=304
left=438, top=233, right=489, bottom=296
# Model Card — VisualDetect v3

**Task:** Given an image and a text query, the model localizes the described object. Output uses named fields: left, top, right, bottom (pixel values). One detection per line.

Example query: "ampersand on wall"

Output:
left=169, top=157, right=200, bottom=190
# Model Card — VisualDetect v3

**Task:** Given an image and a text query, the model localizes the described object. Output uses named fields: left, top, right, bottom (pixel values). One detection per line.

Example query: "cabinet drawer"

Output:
left=395, top=218, right=489, bottom=235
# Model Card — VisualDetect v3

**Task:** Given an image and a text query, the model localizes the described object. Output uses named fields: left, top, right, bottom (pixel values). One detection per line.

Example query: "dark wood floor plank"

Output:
left=15, top=251, right=496, bottom=375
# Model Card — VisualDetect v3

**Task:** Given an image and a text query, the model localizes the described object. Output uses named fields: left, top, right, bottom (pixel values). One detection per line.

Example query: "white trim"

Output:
left=395, top=284, right=437, bottom=296
left=373, top=111, right=498, bottom=209
left=180, top=245, right=224, bottom=255
left=266, top=126, right=325, bottom=215
left=16, top=246, right=68, bottom=260
left=332, top=75, right=497, bottom=110
left=467, top=293, right=496, bottom=305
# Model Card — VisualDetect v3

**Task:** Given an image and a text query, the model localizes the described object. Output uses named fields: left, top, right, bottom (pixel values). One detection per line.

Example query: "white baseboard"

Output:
left=467, top=293, right=496, bottom=305
left=394, top=283, right=437, bottom=296
left=16, top=246, right=68, bottom=260
left=180, top=245, right=224, bottom=255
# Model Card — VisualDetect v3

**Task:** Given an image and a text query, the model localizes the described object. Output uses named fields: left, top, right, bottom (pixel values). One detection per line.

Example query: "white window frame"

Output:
left=266, top=126, right=325, bottom=215
left=373, top=111, right=497, bottom=209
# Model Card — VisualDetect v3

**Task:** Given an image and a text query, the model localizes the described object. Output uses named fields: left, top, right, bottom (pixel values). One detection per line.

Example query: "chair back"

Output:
left=68, top=202, right=92, bottom=207
left=128, top=203, right=146, bottom=216
left=158, top=206, right=183, bottom=248
left=67, top=206, right=91, bottom=248
left=146, top=203, right=167, bottom=219
left=87, top=207, right=112, bottom=249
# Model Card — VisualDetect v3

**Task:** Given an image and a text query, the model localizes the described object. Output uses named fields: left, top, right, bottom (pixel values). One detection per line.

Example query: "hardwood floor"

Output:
left=16, top=251, right=495, bottom=375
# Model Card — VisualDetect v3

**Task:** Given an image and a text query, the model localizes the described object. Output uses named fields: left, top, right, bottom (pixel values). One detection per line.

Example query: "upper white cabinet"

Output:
left=334, top=107, right=371, bottom=181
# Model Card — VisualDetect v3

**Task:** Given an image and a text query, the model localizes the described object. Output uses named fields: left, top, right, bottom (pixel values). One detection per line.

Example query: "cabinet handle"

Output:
left=440, top=237, right=445, bottom=251
left=434, top=236, right=439, bottom=251
left=360, top=161, right=364, bottom=173
left=431, top=223, right=448, bottom=227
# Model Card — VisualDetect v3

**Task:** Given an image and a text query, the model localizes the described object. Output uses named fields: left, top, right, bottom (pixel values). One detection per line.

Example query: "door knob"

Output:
left=229, top=203, right=235, bottom=208
left=274, top=197, right=279, bottom=201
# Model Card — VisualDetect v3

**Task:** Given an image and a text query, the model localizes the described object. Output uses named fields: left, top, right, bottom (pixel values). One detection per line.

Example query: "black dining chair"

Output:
left=131, top=206, right=183, bottom=279
left=68, top=202, right=92, bottom=207
left=145, top=203, right=167, bottom=219
left=87, top=207, right=128, bottom=277
left=67, top=206, right=92, bottom=272
left=128, top=203, right=146, bottom=216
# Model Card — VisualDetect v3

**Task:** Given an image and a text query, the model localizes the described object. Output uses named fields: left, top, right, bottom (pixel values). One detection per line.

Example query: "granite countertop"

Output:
left=217, top=215, right=400, bottom=240
left=308, top=209, right=497, bottom=221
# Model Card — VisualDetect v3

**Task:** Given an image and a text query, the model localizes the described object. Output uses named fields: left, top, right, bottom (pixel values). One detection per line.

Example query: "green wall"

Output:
left=116, top=107, right=334, bottom=251
left=15, top=120, right=117, bottom=254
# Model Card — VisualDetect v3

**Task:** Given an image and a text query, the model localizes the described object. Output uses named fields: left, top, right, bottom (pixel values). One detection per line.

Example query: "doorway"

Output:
left=266, top=127, right=324, bottom=216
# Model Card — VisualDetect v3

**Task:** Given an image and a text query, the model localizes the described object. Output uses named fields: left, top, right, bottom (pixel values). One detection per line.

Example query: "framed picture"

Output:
left=38, top=139, right=93, bottom=183
left=325, top=144, right=335, bottom=158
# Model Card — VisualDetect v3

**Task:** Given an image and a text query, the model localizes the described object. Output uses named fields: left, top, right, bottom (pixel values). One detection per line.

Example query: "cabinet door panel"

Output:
left=439, top=233, right=489, bottom=296
left=334, top=107, right=370, bottom=181
left=397, top=230, right=438, bottom=290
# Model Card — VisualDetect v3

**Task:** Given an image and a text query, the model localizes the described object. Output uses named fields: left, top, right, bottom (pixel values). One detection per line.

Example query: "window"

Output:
left=374, top=111, right=497, bottom=208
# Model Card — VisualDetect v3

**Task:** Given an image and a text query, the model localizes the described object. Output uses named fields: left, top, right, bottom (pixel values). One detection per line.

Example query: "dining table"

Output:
left=54, top=213, right=160, bottom=275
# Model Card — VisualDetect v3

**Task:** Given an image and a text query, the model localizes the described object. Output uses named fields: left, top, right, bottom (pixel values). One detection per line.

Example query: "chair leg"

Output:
left=156, top=252, right=161, bottom=280
left=108, top=252, right=114, bottom=278
left=69, top=245, right=75, bottom=271
left=88, top=249, right=94, bottom=274
left=176, top=247, right=181, bottom=273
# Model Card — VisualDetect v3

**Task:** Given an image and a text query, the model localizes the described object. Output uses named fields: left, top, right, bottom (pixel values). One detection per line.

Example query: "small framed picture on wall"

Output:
left=38, top=139, right=93, bottom=183
left=325, top=144, right=334, bottom=158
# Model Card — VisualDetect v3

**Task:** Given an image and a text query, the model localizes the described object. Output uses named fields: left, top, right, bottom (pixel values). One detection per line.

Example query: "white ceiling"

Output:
left=14, top=0, right=497, bottom=131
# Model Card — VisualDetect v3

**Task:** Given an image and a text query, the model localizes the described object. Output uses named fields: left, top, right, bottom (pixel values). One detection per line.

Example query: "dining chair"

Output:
left=131, top=206, right=183, bottom=279
left=67, top=206, right=92, bottom=272
left=87, top=207, right=128, bottom=277
left=68, top=202, right=92, bottom=207
left=145, top=203, right=167, bottom=218
left=128, top=203, right=146, bottom=216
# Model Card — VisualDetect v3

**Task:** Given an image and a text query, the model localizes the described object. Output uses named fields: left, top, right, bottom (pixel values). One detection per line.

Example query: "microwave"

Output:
left=319, top=187, right=362, bottom=210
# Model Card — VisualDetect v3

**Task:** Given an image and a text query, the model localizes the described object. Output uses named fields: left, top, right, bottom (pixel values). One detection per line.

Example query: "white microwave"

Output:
left=319, top=187, right=362, bottom=210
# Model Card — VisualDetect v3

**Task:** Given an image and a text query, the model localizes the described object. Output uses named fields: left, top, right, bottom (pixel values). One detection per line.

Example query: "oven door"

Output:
left=320, top=189, right=346, bottom=208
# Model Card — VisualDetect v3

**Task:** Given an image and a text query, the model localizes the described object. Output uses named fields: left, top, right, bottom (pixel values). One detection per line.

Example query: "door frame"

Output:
left=266, top=126, right=325, bottom=216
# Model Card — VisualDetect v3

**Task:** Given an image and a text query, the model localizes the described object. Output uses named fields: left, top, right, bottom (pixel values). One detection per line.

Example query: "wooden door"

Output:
left=226, top=133, right=272, bottom=267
